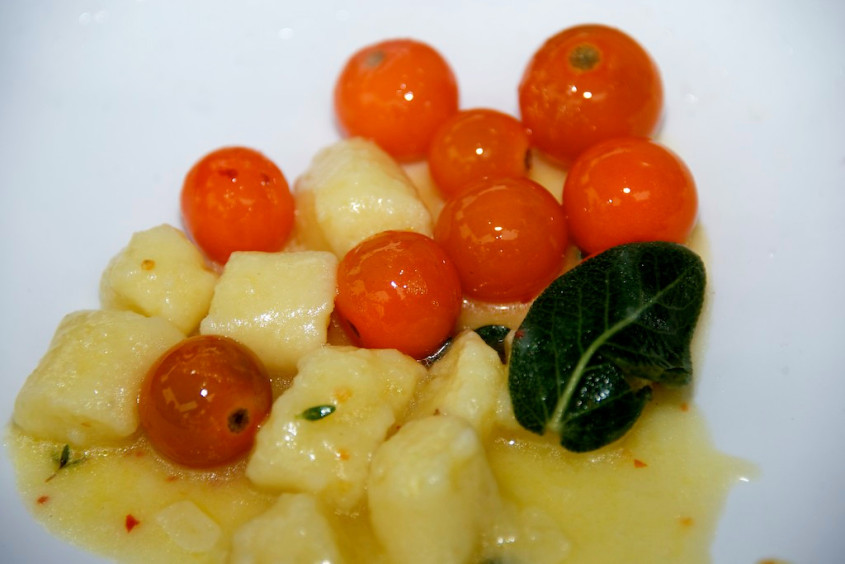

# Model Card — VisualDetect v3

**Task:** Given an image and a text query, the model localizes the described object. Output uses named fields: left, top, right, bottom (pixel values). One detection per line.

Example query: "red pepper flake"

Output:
left=141, top=259, right=156, bottom=271
left=680, top=402, right=689, bottom=412
left=36, top=495, right=50, bottom=505
left=679, top=516, right=694, bottom=527
left=125, top=514, right=140, bottom=532
left=633, top=459, right=648, bottom=468
left=165, top=475, right=179, bottom=482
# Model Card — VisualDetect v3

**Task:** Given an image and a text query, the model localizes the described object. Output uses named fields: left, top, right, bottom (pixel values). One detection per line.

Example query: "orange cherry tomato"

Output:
left=335, top=230, right=463, bottom=359
left=562, top=137, right=698, bottom=256
left=427, top=108, right=531, bottom=198
left=138, top=335, right=273, bottom=468
left=519, top=24, right=663, bottom=166
left=181, top=147, right=295, bottom=265
left=334, top=38, right=459, bottom=162
left=434, top=177, right=568, bottom=303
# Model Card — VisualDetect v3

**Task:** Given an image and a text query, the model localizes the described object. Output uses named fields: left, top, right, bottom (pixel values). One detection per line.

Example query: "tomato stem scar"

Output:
left=227, top=408, right=250, bottom=433
left=569, top=44, right=601, bottom=70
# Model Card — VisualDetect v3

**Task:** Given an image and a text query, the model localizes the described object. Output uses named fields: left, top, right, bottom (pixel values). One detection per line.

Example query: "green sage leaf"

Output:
left=557, top=361, right=653, bottom=452
left=474, top=325, right=510, bottom=363
left=508, top=242, right=706, bottom=451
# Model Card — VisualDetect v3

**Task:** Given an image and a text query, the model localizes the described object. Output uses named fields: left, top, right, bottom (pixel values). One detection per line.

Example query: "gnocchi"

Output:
left=293, top=138, right=433, bottom=257
left=99, top=223, right=217, bottom=334
left=199, top=250, right=337, bottom=392
left=13, top=309, right=184, bottom=446
left=246, top=346, right=425, bottom=512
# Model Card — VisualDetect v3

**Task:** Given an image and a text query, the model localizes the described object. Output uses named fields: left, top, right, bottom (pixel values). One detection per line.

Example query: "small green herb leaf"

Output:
left=298, top=404, right=336, bottom=421
left=508, top=242, right=706, bottom=451
left=47, top=444, right=86, bottom=481
left=58, top=444, right=70, bottom=469
left=474, top=325, right=511, bottom=363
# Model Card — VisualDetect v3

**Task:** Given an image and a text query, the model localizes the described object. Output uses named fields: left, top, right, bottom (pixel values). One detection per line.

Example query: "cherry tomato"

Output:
left=519, top=24, right=663, bottom=166
left=334, top=38, right=459, bottom=162
left=434, top=177, right=567, bottom=303
left=562, top=137, right=698, bottom=256
left=139, top=335, right=273, bottom=468
left=428, top=108, right=531, bottom=198
left=335, top=230, right=463, bottom=359
left=181, top=147, right=295, bottom=264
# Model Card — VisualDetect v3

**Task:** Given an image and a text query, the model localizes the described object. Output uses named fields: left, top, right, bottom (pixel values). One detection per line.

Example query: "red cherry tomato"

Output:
left=138, top=335, right=273, bottom=468
left=519, top=24, right=663, bottom=166
left=434, top=177, right=568, bottom=303
left=335, top=230, right=463, bottom=359
left=427, top=108, right=531, bottom=198
left=181, top=147, right=295, bottom=265
left=562, top=137, right=698, bottom=256
left=334, top=38, right=459, bottom=162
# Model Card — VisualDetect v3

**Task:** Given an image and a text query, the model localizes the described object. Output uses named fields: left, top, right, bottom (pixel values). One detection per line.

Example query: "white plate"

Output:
left=2, top=1, right=844, bottom=562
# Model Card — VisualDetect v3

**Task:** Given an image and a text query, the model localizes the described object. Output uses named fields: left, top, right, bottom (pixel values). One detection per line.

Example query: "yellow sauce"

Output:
left=5, top=385, right=748, bottom=563
left=488, top=389, right=746, bottom=564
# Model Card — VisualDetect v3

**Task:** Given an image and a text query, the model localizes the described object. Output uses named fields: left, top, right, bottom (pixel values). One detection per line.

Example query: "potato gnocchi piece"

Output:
left=99, top=224, right=218, bottom=334
left=230, top=493, right=345, bottom=564
left=154, top=500, right=222, bottom=554
left=246, top=346, right=424, bottom=512
left=294, top=137, right=433, bottom=257
left=368, top=415, right=501, bottom=564
left=13, top=309, right=184, bottom=446
left=412, top=330, right=505, bottom=440
left=199, top=251, right=337, bottom=391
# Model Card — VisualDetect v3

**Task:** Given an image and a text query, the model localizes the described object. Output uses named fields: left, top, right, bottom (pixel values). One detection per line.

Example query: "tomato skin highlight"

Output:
left=335, top=230, right=463, bottom=359
left=181, top=147, right=295, bottom=265
left=434, top=177, right=568, bottom=303
left=562, top=137, right=698, bottom=256
left=334, top=38, right=459, bottom=162
left=427, top=108, right=531, bottom=198
left=138, top=335, right=273, bottom=469
left=519, top=24, right=663, bottom=166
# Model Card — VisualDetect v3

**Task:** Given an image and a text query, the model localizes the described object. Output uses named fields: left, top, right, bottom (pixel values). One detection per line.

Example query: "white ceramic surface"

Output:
left=2, top=1, right=844, bottom=562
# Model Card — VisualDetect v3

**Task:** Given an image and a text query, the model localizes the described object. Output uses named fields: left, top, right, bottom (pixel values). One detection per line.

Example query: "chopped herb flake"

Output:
left=298, top=404, right=336, bottom=421
left=58, top=444, right=70, bottom=469
left=46, top=444, right=86, bottom=481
